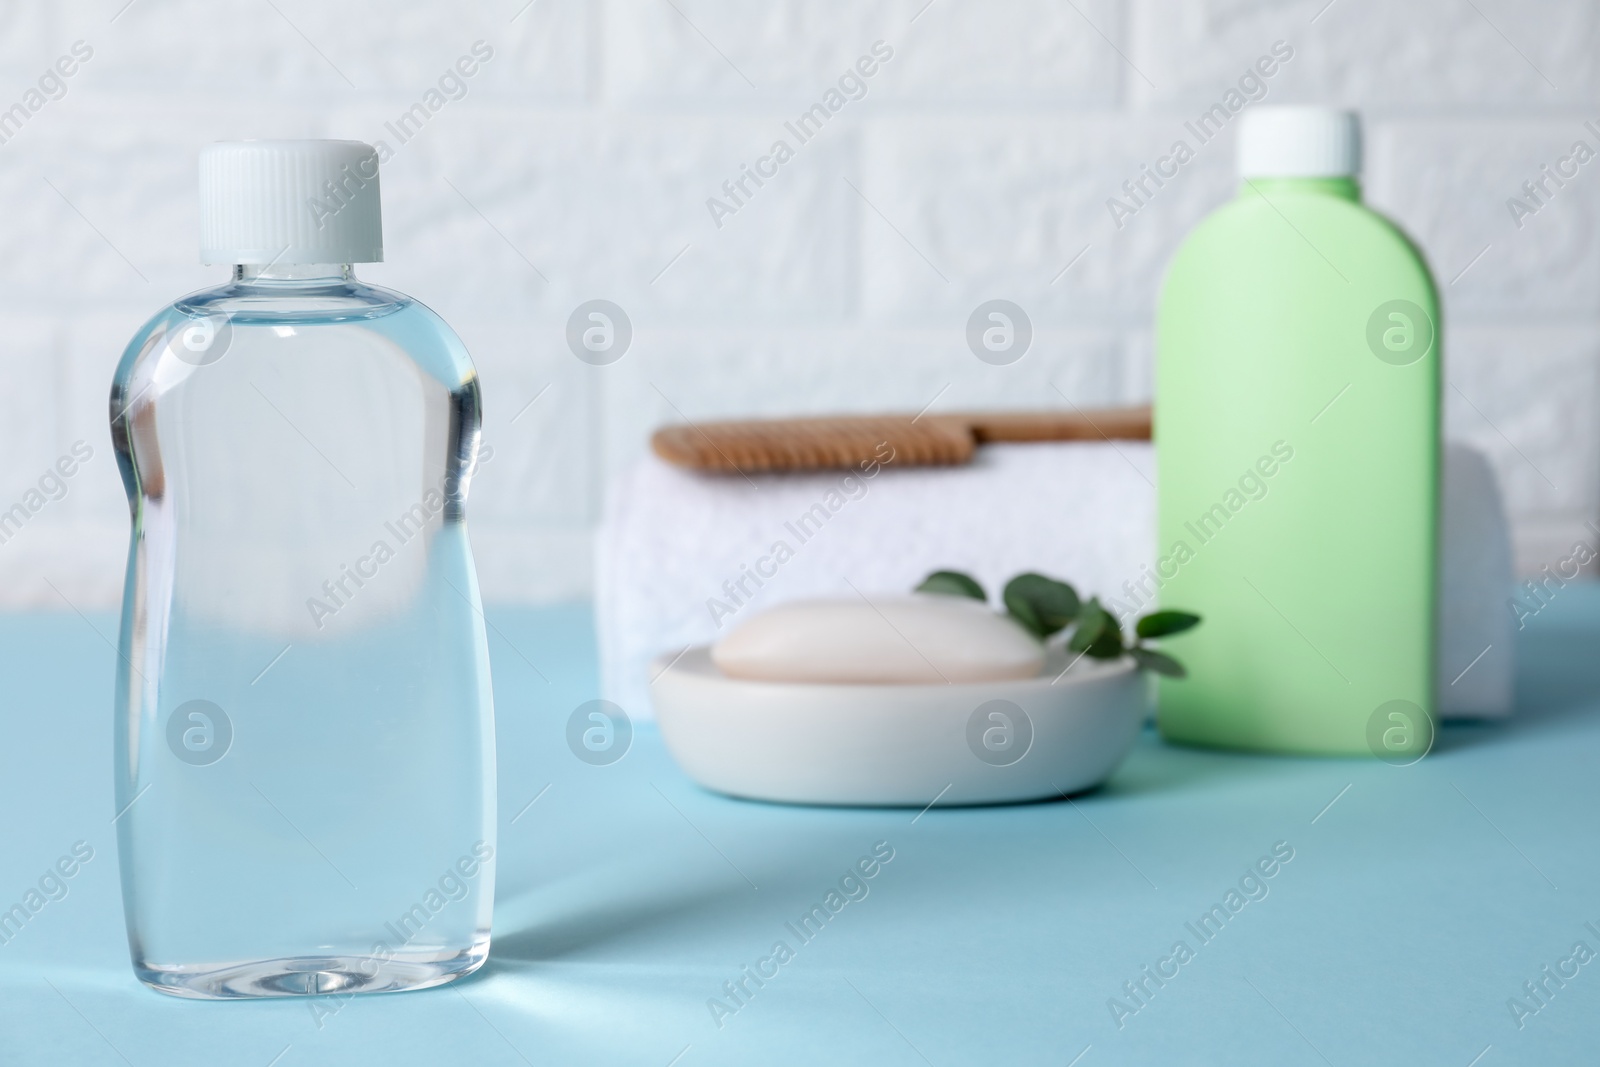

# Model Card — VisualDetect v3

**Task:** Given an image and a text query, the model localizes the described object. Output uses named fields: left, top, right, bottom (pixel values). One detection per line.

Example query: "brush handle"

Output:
left=953, top=405, right=1151, bottom=442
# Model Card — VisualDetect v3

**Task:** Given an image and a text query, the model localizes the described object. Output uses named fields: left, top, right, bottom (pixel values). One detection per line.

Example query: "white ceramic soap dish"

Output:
left=650, top=646, right=1146, bottom=807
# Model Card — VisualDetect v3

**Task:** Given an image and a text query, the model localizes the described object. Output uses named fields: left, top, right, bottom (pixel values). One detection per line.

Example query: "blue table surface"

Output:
left=3, top=589, right=1600, bottom=1067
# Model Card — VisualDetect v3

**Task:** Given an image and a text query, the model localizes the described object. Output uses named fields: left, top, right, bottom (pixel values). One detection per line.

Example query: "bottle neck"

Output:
left=234, top=263, right=354, bottom=284
left=1239, top=176, right=1361, bottom=202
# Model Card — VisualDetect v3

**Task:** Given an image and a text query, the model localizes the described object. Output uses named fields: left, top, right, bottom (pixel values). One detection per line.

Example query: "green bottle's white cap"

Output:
left=1237, top=107, right=1360, bottom=179
left=199, top=140, right=383, bottom=265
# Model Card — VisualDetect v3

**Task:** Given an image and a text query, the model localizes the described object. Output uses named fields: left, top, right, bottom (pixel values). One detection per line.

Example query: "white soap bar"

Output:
left=711, top=594, right=1046, bottom=684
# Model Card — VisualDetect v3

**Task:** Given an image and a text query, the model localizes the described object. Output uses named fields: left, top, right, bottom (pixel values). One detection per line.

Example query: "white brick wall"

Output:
left=0, top=0, right=1591, bottom=607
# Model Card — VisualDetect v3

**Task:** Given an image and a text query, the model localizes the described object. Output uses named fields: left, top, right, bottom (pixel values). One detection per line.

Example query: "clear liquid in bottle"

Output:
left=110, top=141, right=495, bottom=999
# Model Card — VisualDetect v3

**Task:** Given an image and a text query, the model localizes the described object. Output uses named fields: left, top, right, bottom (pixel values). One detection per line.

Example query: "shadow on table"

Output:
left=484, top=862, right=762, bottom=969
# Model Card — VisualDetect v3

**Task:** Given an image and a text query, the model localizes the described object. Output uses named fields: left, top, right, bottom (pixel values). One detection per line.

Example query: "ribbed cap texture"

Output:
left=1237, top=107, right=1361, bottom=179
left=199, top=140, right=383, bottom=264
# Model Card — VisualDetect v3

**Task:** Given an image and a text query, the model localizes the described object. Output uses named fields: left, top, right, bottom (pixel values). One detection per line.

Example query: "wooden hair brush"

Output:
left=651, top=405, right=1151, bottom=474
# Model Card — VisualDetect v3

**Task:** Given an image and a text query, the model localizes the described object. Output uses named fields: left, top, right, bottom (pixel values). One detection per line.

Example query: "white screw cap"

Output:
left=199, top=140, right=383, bottom=265
left=1236, top=107, right=1361, bottom=179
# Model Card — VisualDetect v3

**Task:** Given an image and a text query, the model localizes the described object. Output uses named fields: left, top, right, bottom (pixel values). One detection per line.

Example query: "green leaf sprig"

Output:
left=914, top=569, right=1201, bottom=677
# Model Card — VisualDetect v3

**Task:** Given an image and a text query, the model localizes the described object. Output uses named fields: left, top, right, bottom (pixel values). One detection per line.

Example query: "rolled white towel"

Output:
left=596, top=441, right=1513, bottom=721
left=1437, top=444, right=1515, bottom=714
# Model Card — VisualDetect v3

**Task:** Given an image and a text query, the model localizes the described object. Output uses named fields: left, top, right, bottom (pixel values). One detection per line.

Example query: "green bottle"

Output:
left=1154, top=107, right=1439, bottom=756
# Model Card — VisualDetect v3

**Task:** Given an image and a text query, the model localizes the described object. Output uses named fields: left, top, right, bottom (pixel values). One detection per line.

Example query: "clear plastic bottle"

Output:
left=109, top=141, right=496, bottom=998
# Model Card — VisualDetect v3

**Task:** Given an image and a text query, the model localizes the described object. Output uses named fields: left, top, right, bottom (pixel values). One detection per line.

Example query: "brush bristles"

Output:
left=651, top=416, right=974, bottom=474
